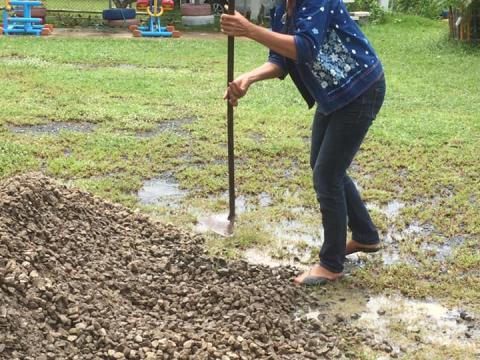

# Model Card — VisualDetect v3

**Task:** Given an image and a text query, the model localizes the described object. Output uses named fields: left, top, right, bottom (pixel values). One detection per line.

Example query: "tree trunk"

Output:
left=112, top=0, right=136, bottom=8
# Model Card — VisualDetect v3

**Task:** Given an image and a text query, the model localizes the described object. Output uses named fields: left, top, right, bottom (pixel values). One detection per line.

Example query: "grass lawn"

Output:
left=44, top=0, right=109, bottom=11
left=0, top=14, right=479, bottom=357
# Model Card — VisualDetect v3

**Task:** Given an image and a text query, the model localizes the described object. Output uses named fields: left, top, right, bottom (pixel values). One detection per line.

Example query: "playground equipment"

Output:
left=1, top=0, right=52, bottom=36
left=136, top=0, right=149, bottom=11
left=129, top=0, right=180, bottom=38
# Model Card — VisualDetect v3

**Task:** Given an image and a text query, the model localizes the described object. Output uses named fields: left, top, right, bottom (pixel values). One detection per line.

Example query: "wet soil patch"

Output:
left=136, top=117, right=196, bottom=138
left=204, top=192, right=273, bottom=215
left=138, top=176, right=187, bottom=208
left=243, top=208, right=321, bottom=269
left=5, top=122, right=95, bottom=135
left=0, top=173, right=372, bottom=359
left=356, top=295, right=480, bottom=356
left=300, top=291, right=479, bottom=358
left=0, top=56, right=177, bottom=72
left=419, top=235, right=467, bottom=261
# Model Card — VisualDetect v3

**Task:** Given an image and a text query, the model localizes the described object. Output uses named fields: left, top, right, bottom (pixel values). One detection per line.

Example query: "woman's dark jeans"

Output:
left=311, top=77, right=386, bottom=273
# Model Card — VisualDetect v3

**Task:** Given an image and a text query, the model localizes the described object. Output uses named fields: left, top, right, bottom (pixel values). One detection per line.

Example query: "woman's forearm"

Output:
left=247, top=24, right=297, bottom=61
left=242, top=62, right=286, bottom=84
left=224, top=62, right=285, bottom=106
left=221, top=11, right=297, bottom=61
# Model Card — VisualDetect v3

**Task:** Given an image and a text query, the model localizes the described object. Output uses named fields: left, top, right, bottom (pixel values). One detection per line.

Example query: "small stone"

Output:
left=317, top=345, right=329, bottom=355
left=99, top=328, right=107, bottom=337
left=217, top=268, right=230, bottom=275
left=307, top=338, right=318, bottom=347
left=67, top=335, right=78, bottom=342
left=377, top=309, right=386, bottom=316
left=460, top=311, right=475, bottom=322
left=75, top=322, right=87, bottom=330
left=50, top=331, right=62, bottom=338
left=183, top=340, right=194, bottom=349
left=409, top=326, right=420, bottom=333
left=68, top=328, right=80, bottom=335
left=145, top=352, right=155, bottom=359
left=58, top=314, right=71, bottom=326
left=381, top=343, right=392, bottom=353
left=134, top=335, right=143, bottom=343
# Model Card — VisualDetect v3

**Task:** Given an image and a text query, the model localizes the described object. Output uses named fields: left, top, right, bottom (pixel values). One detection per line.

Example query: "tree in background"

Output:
left=112, top=0, right=136, bottom=8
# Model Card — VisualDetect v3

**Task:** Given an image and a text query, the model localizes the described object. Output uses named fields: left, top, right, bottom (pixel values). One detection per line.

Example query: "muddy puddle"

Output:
left=196, top=191, right=273, bottom=215
left=243, top=248, right=306, bottom=269
left=5, top=122, right=95, bottom=135
left=139, top=180, right=462, bottom=271
left=197, top=193, right=320, bottom=265
left=298, top=291, right=480, bottom=358
left=241, top=199, right=464, bottom=270
left=241, top=205, right=321, bottom=268
left=136, top=117, right=196, bottom=138
left=359, top=295, right=478, bottom=344
left=137, top=176, right=187, bottom=208
left=366, top=200, right=405, bottom=219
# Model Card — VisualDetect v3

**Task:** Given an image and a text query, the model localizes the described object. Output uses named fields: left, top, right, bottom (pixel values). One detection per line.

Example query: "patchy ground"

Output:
left=50, top=28, right=228, bottom=40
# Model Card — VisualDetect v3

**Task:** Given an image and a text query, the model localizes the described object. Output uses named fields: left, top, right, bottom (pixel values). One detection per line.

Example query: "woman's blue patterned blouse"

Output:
left=268, top=0, right=385, bottom=115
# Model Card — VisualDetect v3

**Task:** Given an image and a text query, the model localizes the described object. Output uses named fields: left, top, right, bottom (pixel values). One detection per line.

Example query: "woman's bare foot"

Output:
left=345, top=239, right=381, bottom=255
left=293, top=264, right=343, bottom=285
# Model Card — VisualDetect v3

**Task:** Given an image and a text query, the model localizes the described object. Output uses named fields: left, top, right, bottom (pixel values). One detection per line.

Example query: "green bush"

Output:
left=347, top=0, right=387, bottom=24
left=390, top=0, right=445, bottom=18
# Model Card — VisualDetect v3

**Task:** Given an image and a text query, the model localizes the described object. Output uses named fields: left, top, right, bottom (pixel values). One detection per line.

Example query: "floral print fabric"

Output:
left=310, top=29, right=359, bottom=89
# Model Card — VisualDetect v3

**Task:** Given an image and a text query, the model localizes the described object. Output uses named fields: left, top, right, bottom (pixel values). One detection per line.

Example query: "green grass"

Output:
left=44, top=0, right=108, bottom=11
left=0, top=14, right=479, bottom=321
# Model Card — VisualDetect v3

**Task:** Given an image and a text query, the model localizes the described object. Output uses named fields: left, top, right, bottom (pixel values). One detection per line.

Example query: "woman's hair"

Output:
left=286, top=0, right=296, bottom=15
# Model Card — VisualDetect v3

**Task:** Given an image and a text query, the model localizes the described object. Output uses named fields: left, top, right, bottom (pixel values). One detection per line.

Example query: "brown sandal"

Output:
left=345, top=242, right=382, bottom=256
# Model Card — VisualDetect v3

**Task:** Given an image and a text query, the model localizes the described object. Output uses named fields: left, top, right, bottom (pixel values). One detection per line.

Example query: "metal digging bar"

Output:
left=198, top=0, right=236, bottom=237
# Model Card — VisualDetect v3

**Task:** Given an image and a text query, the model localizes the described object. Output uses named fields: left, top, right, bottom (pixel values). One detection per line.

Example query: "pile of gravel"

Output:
left=0, top=173, right=356, bottom=359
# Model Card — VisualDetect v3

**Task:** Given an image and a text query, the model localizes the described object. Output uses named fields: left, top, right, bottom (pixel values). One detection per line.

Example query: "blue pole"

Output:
left=25, top=2, right=32, bottom=34
left=2, top=8, right=8, bottom=35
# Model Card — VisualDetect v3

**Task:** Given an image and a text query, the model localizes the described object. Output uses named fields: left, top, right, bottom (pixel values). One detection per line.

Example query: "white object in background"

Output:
left=379, top=0, right=389, bottom=10
left=455, top=16, right=462, bottom=27
left=182, top=15, right=215, bottom=25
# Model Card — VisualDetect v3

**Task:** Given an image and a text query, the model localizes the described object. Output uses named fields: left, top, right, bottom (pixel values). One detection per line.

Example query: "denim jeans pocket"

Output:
left=370, top=84, right=386, bottom=119
left=342, top=94, right=366, bottom=124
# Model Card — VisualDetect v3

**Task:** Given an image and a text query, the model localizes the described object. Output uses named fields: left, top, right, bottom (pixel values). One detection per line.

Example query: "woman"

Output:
left=221, top=0, right=385, bottom=285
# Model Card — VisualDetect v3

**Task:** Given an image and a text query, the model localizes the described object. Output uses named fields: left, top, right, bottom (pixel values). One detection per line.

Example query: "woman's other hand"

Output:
left=223, top=75, right=251, bottom=106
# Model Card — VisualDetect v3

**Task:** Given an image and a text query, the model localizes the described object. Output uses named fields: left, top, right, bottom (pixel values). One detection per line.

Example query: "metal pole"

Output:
left=227, top=0, right=235, bottom=222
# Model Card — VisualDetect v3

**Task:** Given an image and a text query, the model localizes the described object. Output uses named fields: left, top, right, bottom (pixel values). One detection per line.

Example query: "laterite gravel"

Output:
left=0, top=173, right=361, bottom=359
